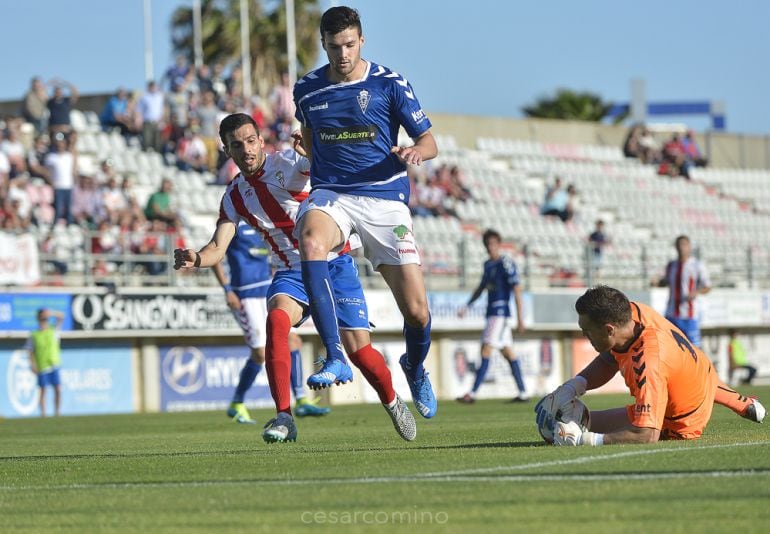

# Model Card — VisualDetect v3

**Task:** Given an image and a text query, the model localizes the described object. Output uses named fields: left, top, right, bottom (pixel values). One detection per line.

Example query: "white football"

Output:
left=538, top=398, right=591, bottom=444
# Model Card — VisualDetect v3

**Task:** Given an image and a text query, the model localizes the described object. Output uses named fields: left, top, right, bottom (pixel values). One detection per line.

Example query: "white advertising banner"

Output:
left=0, top=233, right=40, bottom=286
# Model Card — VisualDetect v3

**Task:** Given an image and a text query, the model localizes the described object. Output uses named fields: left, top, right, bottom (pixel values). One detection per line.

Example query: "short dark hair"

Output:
left=37, top=308, right=46, bottom=321
left=482, top=229, right=501, bottom=248
left=575, top=285, right=631, bottom=326
left=675, top=234, right=690, bottom=246
left=320, top=6, right=362, bottom=37
left=218, top=113, right=258, bottom=147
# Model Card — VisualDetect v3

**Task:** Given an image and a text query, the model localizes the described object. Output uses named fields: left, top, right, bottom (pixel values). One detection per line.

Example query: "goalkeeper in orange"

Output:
left=536, top=285, right=764, bottom=446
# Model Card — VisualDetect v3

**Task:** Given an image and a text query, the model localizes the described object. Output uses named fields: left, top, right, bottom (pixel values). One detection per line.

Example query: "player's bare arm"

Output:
left=602, top=424, right=660, bottom=444
left=513, top=284, right=525, bottom=333
left=211, top=261, right=241, bottom=310
left=299, top=126, right=313, bottom=160
left=174, top=220, right=236, bottom=270
left=579, top=352, right=620, bottom=390
left=390, top=131, right=438, bottom=166
left=458, top=280, right=485, bottom=318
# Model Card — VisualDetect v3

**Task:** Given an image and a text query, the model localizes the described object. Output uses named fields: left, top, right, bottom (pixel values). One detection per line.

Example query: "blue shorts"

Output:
left=38, top=368, right=61, bottom=388
left=667, top=317, right=702, bottom=348
left=267, top=255, right=370, bottom=330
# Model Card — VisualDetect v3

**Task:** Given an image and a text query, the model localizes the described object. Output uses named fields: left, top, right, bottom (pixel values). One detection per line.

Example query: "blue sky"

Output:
left=2, top=0, right=768, bottom=135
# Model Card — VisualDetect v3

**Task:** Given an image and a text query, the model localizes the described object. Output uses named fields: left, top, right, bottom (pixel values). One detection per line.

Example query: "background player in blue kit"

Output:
left=457, top=230, right=528, bottom=403
left=293, top=6, right=439, bottom=418
left=213, top=220, right=329, bottom=423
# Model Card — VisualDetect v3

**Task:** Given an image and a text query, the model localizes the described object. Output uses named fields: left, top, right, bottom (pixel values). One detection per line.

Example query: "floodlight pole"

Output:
left=193, top=0, right=203, bottom=70
left=143, top=0, right=154, bottom=83
left=240, top=0, right=252, bottom=102
left=286, top=0, right=297, bottom=87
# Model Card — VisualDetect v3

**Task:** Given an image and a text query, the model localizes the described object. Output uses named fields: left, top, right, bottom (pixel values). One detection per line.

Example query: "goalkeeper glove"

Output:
left=552, top=420, right=604, bottom=446
left=534, top=376, right=588, bottom=419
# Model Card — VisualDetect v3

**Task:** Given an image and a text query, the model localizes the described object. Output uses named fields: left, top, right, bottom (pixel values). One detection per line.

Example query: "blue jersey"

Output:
left=293, top=61, right=432, bottom=203
left=226, top=221, right=272, bottom=298
left=478, top=255, right=520, bottom=317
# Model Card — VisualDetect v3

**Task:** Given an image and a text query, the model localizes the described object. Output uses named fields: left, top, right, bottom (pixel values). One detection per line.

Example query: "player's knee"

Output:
left=403, top=302, right=430, bottom=328
left=298, top=234, right=330, bottom=260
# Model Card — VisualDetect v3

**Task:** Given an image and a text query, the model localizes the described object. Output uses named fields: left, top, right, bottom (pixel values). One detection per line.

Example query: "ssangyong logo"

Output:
left=7, top=350, right=38, bottom=415
left=162, top=347, right=205, bottom=394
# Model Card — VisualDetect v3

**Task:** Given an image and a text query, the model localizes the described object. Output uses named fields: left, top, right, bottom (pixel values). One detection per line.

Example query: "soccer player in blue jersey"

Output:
left=293, top=6, right=438, bottom=418
left=457, top=230, right=528, bottom=403
left=213, top=220, right=329, bottom=423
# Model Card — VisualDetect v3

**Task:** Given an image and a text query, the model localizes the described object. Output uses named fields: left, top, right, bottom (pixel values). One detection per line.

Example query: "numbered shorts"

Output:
left=267, top=254, right=370, bottom=330
left=295, top=189, right=421, bottom=270
left=666, top=317, right=702, bottom=348
left=38, top=367, right=61, bottom=388
left=231, top=297, right=267, bottom=349
left=481, top=316, right=513, bottom=349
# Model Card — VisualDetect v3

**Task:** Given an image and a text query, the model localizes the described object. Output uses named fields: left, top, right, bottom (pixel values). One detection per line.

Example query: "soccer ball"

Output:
left=537, top=398, right=591, bottom=444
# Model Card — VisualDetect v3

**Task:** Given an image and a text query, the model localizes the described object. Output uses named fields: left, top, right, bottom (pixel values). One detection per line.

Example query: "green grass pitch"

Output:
left=2, top=387, right=769, bottom=533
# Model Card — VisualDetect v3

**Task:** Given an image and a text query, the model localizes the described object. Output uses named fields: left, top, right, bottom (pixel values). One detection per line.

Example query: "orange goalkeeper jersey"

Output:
left=608, top=302, right=716, bottom=439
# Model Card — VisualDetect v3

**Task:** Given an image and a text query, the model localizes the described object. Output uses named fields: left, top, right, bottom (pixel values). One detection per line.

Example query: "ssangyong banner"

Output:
left=0, top=344, right=134, bottom=418
left=71, top=293, right=238, bottom=331
left=159, top=345, right=272, bottom=412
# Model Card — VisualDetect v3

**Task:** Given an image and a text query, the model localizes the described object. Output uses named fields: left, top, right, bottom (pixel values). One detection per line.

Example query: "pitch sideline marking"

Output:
left=2, top=440, right=769, bottom=491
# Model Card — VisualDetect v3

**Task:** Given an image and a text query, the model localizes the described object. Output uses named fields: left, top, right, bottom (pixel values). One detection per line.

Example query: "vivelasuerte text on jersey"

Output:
left=293, top=61, right=432, bottom=204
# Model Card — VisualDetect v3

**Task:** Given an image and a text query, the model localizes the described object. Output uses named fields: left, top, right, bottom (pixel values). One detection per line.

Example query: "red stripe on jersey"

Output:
left=248, top=176, right=299, bottom=246
left=228, top=186, right=291, bottom=268
left=288, top=190, right=309, bottom=202
left=300, top=170, right=310, bottom=176
left=688, top=274, right=695, bottom=319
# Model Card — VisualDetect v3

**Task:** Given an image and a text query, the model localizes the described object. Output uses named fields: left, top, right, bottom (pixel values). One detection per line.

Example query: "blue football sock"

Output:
left=472, top=357, right=491, bottom=393
left=509, top=359, right=526, bottom=394
left=403, top=314, right=431, bottom=375
left=232, top=358, right=262, bottom=404
left=301, top=260, right=346, bottom=362
left=290, top=349, right=305, bottom=400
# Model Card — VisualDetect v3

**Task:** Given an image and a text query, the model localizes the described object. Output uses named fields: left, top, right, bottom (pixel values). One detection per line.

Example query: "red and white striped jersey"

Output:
left=664, top=257, right=711, bottom=319
left=218, top=149, right=311, bottom=271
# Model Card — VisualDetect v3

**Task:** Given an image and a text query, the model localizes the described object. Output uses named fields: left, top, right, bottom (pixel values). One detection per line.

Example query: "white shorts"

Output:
left=231, top=297, right=267, bottom=349
left=295, top=189, right=421, bottom=270
left=481, top=316, right=513, bottom=349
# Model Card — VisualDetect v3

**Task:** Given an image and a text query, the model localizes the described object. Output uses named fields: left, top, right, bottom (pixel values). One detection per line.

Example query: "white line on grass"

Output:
left=2, top=440, right=769, bottom=492
left=418, top=439, right=770, bottom=478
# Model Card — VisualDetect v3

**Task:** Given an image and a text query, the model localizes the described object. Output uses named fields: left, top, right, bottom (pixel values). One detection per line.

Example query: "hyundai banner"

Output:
left=159, top=345, right=272, bottom=412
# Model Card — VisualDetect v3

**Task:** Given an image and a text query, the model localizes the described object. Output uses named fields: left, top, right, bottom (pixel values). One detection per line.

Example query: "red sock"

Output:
left=714, top=380, right=753, bottom=416
left=349, top=344, right=396, bottom=405
left=265, top=309, right=292, bottom=415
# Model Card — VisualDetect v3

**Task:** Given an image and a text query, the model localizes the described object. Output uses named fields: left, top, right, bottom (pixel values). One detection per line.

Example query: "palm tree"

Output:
left=170, top=0, right=321, bottom=98
left=522, top=89, right=614, bottom=122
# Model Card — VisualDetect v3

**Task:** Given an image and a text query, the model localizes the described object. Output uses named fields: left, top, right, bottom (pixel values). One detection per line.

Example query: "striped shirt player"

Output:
left=660, top=236, right=711, bottom=348
left=173, top=113, right=418, bottom=442
left=457, top=230, right=527, bottom=403
left=290, top=6, right=439, bottom=418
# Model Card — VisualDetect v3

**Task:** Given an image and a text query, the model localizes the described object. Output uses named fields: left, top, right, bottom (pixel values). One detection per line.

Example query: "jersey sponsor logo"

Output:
left=398, top=248, right=417, bottom=255
left=308, top=102, right=328, bottom=112
left=393, top=224, right=412, bottom=240
left=318, top=125, right=377, bottom=144
left=635, top=403, right=652, bottom=414
left=411, top=109, right=426, bottom=124
left=357, top=89, right=370, bottom=114
left=276, top=170, right=285, bottom=187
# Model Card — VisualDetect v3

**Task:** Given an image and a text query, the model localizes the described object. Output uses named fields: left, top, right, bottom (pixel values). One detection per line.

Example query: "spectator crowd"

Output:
left=2, top=57, right=470, bottom=283
left=623, top=123, right=708, bottom=179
